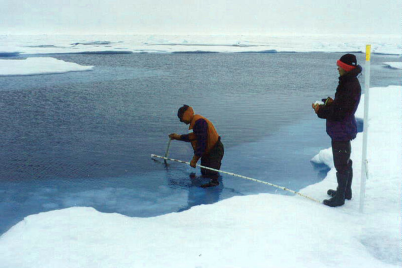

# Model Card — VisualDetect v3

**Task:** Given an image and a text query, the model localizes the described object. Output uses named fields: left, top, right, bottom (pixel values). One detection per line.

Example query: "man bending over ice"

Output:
left=169, top=105, right=224, bottom=188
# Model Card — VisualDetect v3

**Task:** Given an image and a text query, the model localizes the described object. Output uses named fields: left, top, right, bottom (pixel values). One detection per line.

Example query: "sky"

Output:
left=0, top=0, right=401, bottom=35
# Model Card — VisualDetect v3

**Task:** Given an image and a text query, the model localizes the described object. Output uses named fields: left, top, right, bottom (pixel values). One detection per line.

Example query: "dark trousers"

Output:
left=201, top=140, right=224, bottom=180
left=332, top=140, right=353, bottom=190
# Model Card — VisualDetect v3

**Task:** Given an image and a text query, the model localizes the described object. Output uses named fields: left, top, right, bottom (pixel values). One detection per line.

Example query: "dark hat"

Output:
left=177, top=105, right=189, bottom=121
left=337, top=54, right=357, bottom=72
left=339, top=54, right=357, bottom=66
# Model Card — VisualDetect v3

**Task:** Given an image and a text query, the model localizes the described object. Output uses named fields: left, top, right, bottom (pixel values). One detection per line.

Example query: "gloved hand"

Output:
left=322, top=97, right=334, bottom=106
left=169, top=133, right=181, bottom=140
left=190, top=155, right=200, bottom=168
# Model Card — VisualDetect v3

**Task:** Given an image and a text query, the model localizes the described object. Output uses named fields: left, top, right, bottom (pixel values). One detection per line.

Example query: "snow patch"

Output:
left=0, top=57, right=93, bottom=76
left=383, top=62, right=402, bottom=69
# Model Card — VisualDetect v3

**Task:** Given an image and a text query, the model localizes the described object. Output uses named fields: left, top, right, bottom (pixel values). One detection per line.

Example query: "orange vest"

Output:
left=188, top=114, right=219, bottom=155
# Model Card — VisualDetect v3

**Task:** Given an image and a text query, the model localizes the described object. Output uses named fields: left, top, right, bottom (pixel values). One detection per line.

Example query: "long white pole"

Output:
left=360, top=45, right=371, bottom=213
left=151, top=154, right=322, bottom=204
left=164, top=138, right=172, bottom=164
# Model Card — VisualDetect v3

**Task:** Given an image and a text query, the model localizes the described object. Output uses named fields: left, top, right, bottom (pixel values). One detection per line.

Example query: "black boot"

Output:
left=327, top=188, right=352, bottom=200
left=201, top=178, right=219, bottom=188
left=327, top=160, right=353, bottom=200
left=324, top=173, right=348, bottom=207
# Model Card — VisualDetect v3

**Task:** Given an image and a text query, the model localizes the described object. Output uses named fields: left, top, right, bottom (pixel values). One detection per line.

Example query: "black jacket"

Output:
left=317, top=66, right=362, bottom=141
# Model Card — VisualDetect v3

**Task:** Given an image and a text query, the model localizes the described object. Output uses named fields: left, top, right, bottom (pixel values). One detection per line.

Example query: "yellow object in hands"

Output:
left=325, top=97, right=333, bottom=105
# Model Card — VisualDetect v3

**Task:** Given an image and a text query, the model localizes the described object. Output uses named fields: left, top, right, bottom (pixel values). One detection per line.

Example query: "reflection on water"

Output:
left=175, top=176, right=224, bottom=212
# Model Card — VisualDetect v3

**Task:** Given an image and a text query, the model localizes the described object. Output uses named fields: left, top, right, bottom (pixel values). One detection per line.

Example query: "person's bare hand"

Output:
left=312, top=103, right=320, bottom=113
left=168, top=133, right=181, bottom=140
left=190, top=155, right=200, bottom=168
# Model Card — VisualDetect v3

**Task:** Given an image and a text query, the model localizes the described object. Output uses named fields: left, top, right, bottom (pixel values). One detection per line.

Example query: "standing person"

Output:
left=169, top=105, right=224, bottom=188
left=312, top=54, right=362, bottom=207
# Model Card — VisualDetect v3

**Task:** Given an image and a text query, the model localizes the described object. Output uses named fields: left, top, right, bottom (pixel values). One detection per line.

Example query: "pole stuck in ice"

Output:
left=360, top=44, right=371, bottom=213
left=151, top=154, right=321, bottom=204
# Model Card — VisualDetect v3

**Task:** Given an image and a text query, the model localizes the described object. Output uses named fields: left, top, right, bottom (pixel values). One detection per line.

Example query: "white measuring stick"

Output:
left=151, top=154, right=321, bottom=204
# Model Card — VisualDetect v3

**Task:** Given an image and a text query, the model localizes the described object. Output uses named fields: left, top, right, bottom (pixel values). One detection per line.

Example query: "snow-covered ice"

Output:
left=0, top=84, right=400, bottom=267
left=0, top=57, right=93, bottom=76
left=1, top=34, right=400, bottom=78
left=0, top=34, right=401, bottom=55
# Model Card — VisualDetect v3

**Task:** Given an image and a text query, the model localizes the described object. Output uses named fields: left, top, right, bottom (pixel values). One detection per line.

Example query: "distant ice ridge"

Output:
left=71, top=41, right=113, bottom=46
left=384, top=62, right=402, bottom=69
left=0, top=34, right=401, bottom=55
left=0, top=52, right=20, bottom=57
left=0, top=57, right=93, bottom=76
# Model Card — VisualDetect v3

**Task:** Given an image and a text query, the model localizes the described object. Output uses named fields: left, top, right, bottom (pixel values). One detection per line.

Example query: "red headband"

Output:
left=337, top=60, right=356, bottom=72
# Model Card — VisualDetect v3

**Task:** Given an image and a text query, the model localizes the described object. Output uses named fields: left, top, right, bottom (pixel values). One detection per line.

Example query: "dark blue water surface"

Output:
left=0, top=52, right=400, bottom=234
